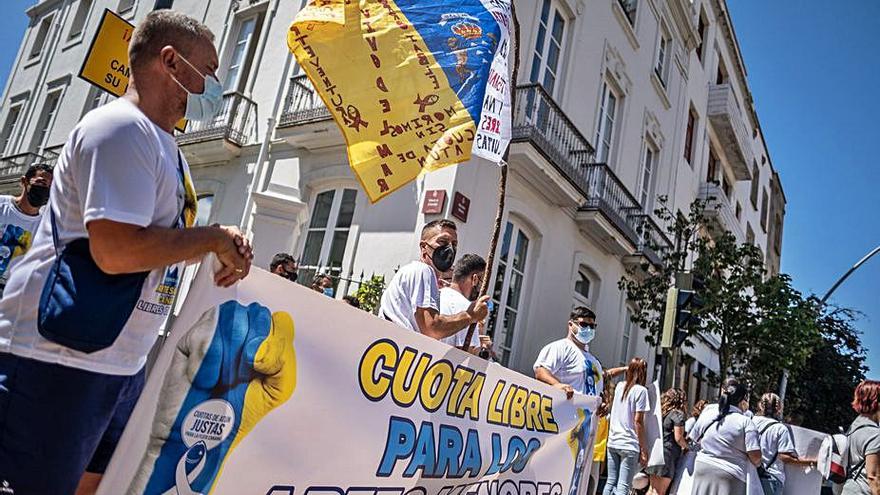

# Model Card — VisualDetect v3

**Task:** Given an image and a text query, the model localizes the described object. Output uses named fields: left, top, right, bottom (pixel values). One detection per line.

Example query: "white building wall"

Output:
left=0, top=0, right=787, bottom=393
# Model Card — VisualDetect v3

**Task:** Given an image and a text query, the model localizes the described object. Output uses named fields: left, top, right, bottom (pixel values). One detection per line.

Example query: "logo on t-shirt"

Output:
left=582, top=358, right=601, bottom=396
left=0, top=224, right=32, bottom=277
left=136, top=266, right=181, bottom=316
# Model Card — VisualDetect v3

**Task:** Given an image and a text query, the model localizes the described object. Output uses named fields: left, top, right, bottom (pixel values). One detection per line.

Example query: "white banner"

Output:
left=98, top=260, right=599, bottom=494
left=472, top=0, right=512, bottom=163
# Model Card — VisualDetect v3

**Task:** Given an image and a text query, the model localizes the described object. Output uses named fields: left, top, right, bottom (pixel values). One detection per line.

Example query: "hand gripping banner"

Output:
left=288, top=0, right=513, bottom=203
left=98, top=259, right=599, bottom=495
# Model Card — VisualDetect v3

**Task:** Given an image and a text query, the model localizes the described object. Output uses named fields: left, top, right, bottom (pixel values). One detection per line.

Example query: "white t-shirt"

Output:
left=533, top=337, right=604, bottom=397
left=439, top=287, right=479, bottom=348
left=690, top=404, right=761, bottom=482
left=0, top=196, right=43, bottom=284
left=752, top=415, right=796, bottom=483
left=379, top=261, right=439, bottom=333
left=607, top=382, right=650, bottom=452
left=0, top=98, right=196, bottom=376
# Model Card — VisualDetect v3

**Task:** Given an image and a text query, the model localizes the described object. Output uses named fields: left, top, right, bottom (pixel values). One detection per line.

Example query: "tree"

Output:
left=354, top=275, right=385, bottom=314
left=785, top=306, right=867, bottom=433
left=620, top=197, right=822, bottom=388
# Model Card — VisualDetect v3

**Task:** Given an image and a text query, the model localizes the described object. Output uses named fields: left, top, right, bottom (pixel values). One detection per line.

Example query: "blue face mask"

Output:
left=573, top=323, right=596, bottom=345
left=170, top=53, right=224, bottom=122
left=323, top=287, right=335, bottom=298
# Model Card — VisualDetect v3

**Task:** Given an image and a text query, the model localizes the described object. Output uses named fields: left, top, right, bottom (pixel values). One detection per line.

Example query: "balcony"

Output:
left=707, top=84, right=753, bottom=180
left=698, top=181, right=745, bottom=242
left=176, top=92, right=257, bottom=165
left=276, top=74, right=340, bottom=149
left=275, top=78, right=671, bottom=265
left=0, top=149, right=60, bottom=184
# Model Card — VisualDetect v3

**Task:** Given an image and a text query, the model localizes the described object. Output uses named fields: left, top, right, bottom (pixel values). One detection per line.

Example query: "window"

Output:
left=750, top=162, right=760, bottom=209
left=68, top=0, right=93, bottom=40
left=617, top=0, right=637, bottom=26
left=29, top=14, right=54, bottom=60
left=595, top=82, right=618, bottom=163
left=0, top=102, right=25, bottom=155
left=574, top=268, right=592, bottom=302
left=30, top=89, right=63, bottom=152
left=684, top=107, right=697, bottom=164
left=639, top=143, right=656, bottom=209
left=760, top=189, right=769, bottom=232
left=529, top=0, right=566, bottom=96
left=195, top=194, right=214, bottom=226
left=706, top=147, right=719, bottom=183
left=735, top=202, right=742, bottom=221
left=298, top=188, right=358, bottom=288
left=487, top=221, right=531, bottom=366
left=117, top=0, right=136, bottom=14
left=696, top=10, right=707, bottom=63
left=655, top=30, right=670, bottom=86
left=716, top=59, right=728, bottom=85
left=620, top=310, right=633, bottom=364
left=773, top=214, right=783, bottom=255
left=223, top=14, right=262, bottom=93
left=722, top=174, right=732, bottom=199
left=746, top=223, right=755, bottom=245
left=82, top=86, right=107, bottom=116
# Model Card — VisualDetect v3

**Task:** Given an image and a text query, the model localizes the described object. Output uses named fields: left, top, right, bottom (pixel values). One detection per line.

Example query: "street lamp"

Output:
left=779, top=244, right=880, bottom=399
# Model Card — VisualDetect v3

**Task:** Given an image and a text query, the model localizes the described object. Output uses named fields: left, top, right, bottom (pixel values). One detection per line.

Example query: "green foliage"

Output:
left=785, top=307, right=867, bottom=433
left=354, top=275, right=385, bottom=314
left=620, top=196, right=832, bottom=393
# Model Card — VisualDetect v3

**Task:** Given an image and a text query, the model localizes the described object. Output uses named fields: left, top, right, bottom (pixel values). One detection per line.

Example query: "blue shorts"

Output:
left=0, top=352, right=145, bottom=494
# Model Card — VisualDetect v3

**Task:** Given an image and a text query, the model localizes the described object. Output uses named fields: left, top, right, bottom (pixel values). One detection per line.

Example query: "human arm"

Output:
left=635, top=411, right=648, bottom=466
left=534, top=366, right=574, bottom=399
left=778, top=452, right=815, bottom=468
left=747, top=449, right=763, bottom=467
left=674, top=425, right=688, bottom=451
left=605, top=366, right=627, bottom=379
left=88, top=220, right=251, bottom=287
left=415, top=295, right=489, bottom=339
left=868, top=454, right=880, bottom=495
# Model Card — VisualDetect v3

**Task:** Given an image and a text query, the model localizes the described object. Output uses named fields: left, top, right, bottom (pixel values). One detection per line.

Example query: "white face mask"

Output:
left=169, top=52, right=224, bottom=122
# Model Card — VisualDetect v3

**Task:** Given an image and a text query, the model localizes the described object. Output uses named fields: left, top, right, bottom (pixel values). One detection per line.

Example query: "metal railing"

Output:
left=279, top=74, right=331, bottom=127
left=0, top=149, right=60, bottom=179
left=176, top=92, right=257, bottom=147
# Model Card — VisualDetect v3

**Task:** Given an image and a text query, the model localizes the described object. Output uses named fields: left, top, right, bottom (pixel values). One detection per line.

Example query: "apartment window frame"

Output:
left=528, top=0, right=568, bottom=97
left=67, top=0, right=94, bottom=42
left=573, top=264, right=598, bottom=308
left=722, top=173, right=733, bottom=199
left=639, top=138, right=658, bottom=210
left=760, top=189, right=769, bottom=232
left=617, top=0, right=638, bottom=26
left=487, top=220, right=532, bottom=367
left=221, top=12, right=263, bottom=94
left=620, top=309, right=634, bottom=365
left=297, top=187, right=359, bottom=290
left=706, top=146, right=719, bottom=183
left=28, top=13, right=55, bottom=62
left=595, top=80, right=620, bottom=164
left=0, top=98, right=27, bottom=156
left=654, top=24, right=671, bottom=87
left=746, top=223, right=755, bottom=246
left=749, top=162, right=760, bottom=209
left=735, top=202, right=742, bottom=221
left=31, top=85, right=66, bottom=153
left=81, top=86, right=108, bottom=117
left=195, top=193, right=215, bottom=227
left=696, top=9, right=708, bottom=64
left=684, top=107, right=697, bottom=165
left=117, top=0, right=137, bottom=16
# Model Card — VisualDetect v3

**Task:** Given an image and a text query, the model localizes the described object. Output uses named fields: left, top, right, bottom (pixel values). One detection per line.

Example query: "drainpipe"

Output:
left=11, top=0, right=72, bottom=154
left=238, top=0, right=287, bottom=233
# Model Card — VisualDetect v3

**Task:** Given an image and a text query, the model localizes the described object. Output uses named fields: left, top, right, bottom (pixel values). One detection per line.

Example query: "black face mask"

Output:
left=285, top=271, right=298, bottom=282
left=26, top=184, right=50, bottom=207
left=431, top=244, right=456, bottom=273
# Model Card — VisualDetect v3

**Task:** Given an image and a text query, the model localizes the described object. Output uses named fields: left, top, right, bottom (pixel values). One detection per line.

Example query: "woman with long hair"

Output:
left=686, top=399, right=707, bottom=436
left=688, top=378, right=761, bottom=495
left=753, top=393, right=815, bottom=495
left=842, top=380, right=880, bottom=495
left=646, top=389, right=688, bottom=495
left=602, top=357, right=650, bottom=495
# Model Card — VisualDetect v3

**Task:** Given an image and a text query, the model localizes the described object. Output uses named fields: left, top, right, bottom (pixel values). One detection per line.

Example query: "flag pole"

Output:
left=461, top=1, right=520, bottom=354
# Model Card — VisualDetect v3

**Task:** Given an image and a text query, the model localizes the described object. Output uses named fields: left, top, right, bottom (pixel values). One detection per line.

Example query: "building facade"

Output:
left=0, top=0, right=786, bottom=400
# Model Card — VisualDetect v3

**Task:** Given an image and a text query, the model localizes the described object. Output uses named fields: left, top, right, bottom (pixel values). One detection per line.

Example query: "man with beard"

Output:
left=439, top=254, right=493, bottom=354
left=0, top=163, right=53, bottom=293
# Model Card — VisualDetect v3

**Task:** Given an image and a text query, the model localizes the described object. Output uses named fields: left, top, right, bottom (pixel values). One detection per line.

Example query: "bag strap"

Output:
left=848, top=423, right=880, bottom=480
left=695, top=418, right=719, bottom=444
left=758, top=420, right=781, bottom=471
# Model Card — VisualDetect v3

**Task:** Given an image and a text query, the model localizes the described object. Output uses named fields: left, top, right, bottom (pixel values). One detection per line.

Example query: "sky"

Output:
left=1, top=1, right=878, bottom=372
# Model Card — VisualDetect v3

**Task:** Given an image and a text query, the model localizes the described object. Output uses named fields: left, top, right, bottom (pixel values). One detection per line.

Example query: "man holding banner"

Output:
left=379, top=219, right=490, bottom=338
left=0, top=11, right=252, bottom=495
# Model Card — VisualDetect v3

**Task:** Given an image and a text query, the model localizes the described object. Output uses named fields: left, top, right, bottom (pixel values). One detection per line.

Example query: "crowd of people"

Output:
left=0, top=8, right=878, bottom=495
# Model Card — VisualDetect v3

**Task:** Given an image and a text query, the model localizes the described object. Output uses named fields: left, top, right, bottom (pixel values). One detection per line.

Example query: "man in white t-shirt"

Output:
left=0, top=163, right=53, bottom=292
left=379, top=219, right=489, bottom=338
left=439, top=253, right=493, bottom=354
left=0, top=11, right=253, bottom=495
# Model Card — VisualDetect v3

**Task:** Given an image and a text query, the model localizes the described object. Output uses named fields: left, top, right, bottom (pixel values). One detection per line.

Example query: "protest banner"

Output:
left=98, top=259, right=600, bottom=494
left=287, top=0, right=513, bottom=203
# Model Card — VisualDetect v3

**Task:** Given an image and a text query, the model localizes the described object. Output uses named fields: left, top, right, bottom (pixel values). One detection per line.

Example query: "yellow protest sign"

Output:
left=79, top=9, right=186, bottom=132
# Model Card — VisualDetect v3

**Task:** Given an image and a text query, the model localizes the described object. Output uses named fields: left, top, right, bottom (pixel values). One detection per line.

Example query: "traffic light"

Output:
left=661, top=279, right=703, bottom=349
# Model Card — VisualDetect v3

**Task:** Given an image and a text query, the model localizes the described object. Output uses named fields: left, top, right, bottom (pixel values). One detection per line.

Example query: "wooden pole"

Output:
left=461, top=1, right=520, bottom=353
